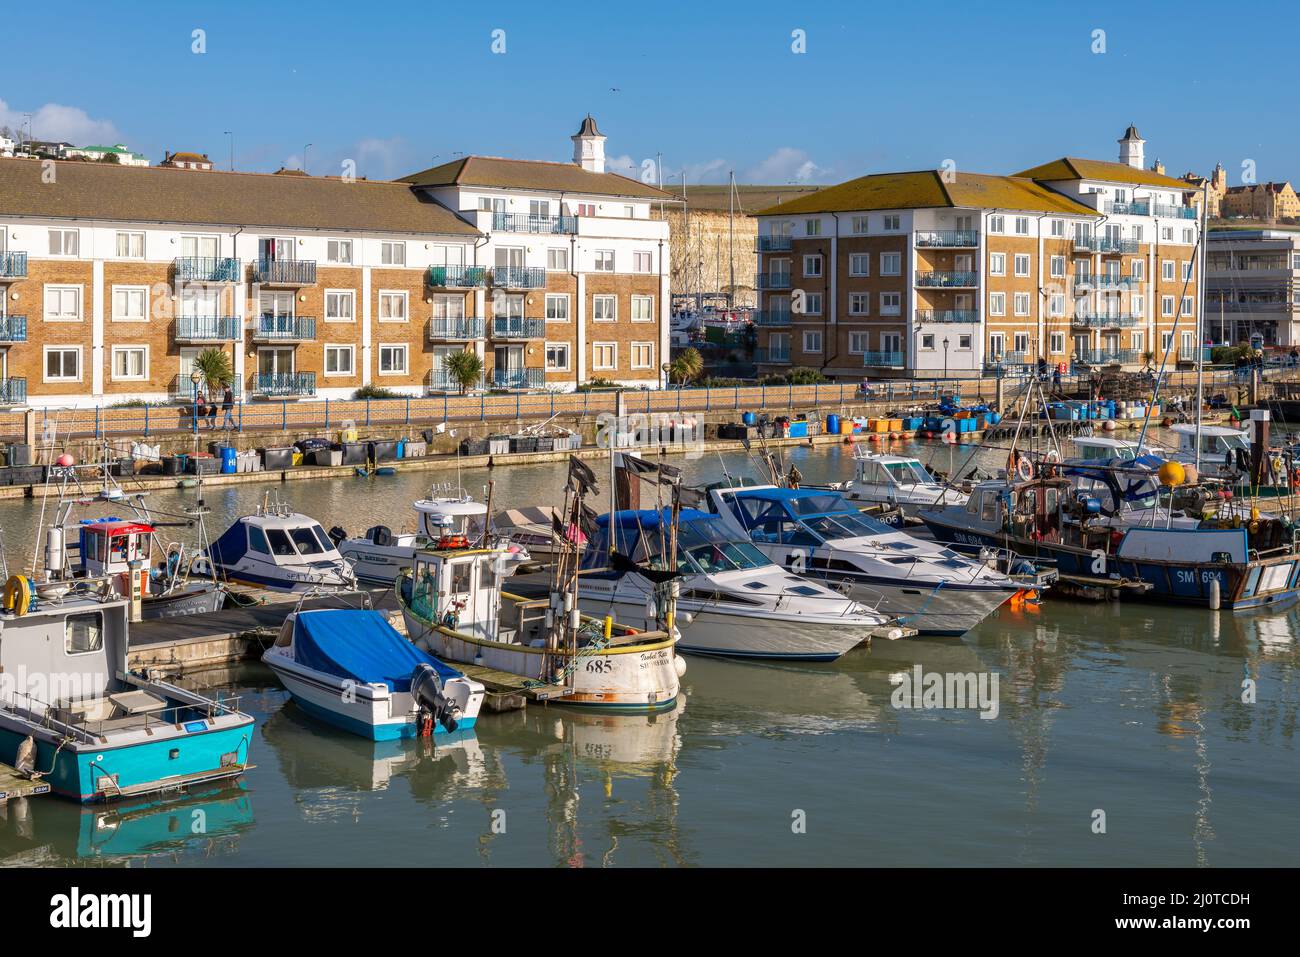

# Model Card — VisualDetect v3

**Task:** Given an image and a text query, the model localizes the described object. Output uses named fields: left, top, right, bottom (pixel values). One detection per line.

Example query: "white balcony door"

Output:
left=1104, top=334, right=1120, bottom=354
left=494, top=345, right=523, bottom=371
left=954, top=254, right=973, bottom=272
left=433, top=296, right=465, bottom=320
left=181, top=235, right=219, bottom=259
left=495, top=247, right=524, bottom=269
left=181, top=285, right=220, bottom=317
left=258, top=347, right=295, bottom=377
left=259, top=291, right=294, bottom=318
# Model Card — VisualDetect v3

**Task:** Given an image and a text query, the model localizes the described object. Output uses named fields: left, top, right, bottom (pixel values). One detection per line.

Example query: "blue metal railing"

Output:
left=1097, top=237, right=1139, bottom=254
left=491, top=368, right=545, bottom=390
left=176, top=316, right=241, bottom=341
left=253, top=315, right=316, bottom=341
left=1072, top=314, right=1139, bottom=328
left=1104, top=200, right=1150, bottom=216
left=915, top=230, right=979, bottom=247
left=757, top=273, right=792, bottom=289
left=492, top=212, right=576, bottom=234
left=0, top=252, right=28, bottom=279
left=0, top=315, right=28, bottom=342
left=1075, top=349, right=1138, bottom=365
left=0, top=377, right=27, bottom=404
left=428, top=265, right=488, bottom=288
left=756, top=236, right=793, bottom=251
left=490, top=317, right=546, bottom=339
left=170, top=374, right=243, bottom=402
left=915, top=271, right=977, bottom=287
left=753, top=310, right=793, bottom=326
left=175, top=257, right=241, bottom=282
left=426, top=370, right=484, bottom=393
left=1152, top=204, right=1197, bottom=220
left=255, top=372, right=316, bottom=397
left=754, top=347, right=791, bottom=363
left=915, top=309, right=978, bottom=324
left=491, top=266, right=547, bottom=289
left=253, top=259, right=317, bottom=285
left=862, top=351, right=904, bottom=368
left=427, top=317, right=485, bottom=340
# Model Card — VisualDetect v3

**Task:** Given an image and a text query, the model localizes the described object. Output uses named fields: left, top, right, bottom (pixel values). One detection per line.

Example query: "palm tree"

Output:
left=444, top=349, right=484, bottom=394
left=669, top=347, right=703, bottom=386
left=191, top=347, right=234, bottom=395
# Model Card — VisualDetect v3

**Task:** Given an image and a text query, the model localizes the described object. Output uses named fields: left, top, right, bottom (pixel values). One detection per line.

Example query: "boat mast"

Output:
left=1194, top=182, right=1208, bottom=473
left=728, top=170, right=736, bottom=309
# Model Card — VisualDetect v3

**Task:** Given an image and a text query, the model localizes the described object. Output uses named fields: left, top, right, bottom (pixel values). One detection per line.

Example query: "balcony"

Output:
left=1097, top=237, right=1140, bottom=254
left=0, top=315, right=28, bottom=342
left=1074, top=274, right=1137, bottom=291
left=253, top=259, right=317, bottom=286
left=251, top=315, right=316, bottom=342
left=1152, top=204, right=1197, bottom=220
left=426, top=369, right=483, bottom=394
left=255, top=372, right=316, bottom=397
left=915, top=230, right=979, bottom=248
left=1072, top=314, right=1139, bottom=329
left=492, top=212, right=576, bottom=234
left=755, top=347, right=791, bottom=364
left=491, top=367, right=545, bottom=390
left=490, top=317, right=546, bottom=339
left=170, top=374, right=243, bottom=402
left=1104, top=200, right=1150, bottom=216
left=1075, top=349, right=1138, bottom=366
left=491, top=266, right=547, bottom=289
left=0, top=377, right=27, bottom=405
left=0, top=252, right=29, bottom=279
left=1072, top=234, right=1097, bottom=251
left=427, top=317, right=485, bottom=340
left=862, top=351, right=904, bottom=368
left=916, top=271, right=978, bottom=288
left=757, top=273, right=792, bottom=290
left=428, top=264, right=489, bottom=288
left=174, top=257, right=241, bottom=283
left=175, top=316, right=241, bottom=342
left=915, top=309, right=978, bottom=324
left=756, top=236, right=793, bottom=252
left=753, top=310, right=792, bottom=327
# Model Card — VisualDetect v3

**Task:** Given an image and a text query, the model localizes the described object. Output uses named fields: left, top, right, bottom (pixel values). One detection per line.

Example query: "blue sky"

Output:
left=0, top=0, right=1287, bottom=189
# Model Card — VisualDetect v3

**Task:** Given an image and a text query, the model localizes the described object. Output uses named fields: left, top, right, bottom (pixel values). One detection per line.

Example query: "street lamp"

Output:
left=942, top=337, right=950, bottom=381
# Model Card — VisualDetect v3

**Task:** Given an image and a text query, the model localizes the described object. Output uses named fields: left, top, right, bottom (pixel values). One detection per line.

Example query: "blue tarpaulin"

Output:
left=293, top=609, right=462, bottom=692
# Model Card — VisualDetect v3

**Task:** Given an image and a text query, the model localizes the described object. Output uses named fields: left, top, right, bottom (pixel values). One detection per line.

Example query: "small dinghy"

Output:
left=263, top=609, right=484, bottom=740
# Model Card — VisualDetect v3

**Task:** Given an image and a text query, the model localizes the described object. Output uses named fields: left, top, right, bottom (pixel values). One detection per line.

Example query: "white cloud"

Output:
left=0, top=98, right=121, bottom=145
left=744, top=147, right=826, bottom=185
left=605, top=153, right=638, bottom=177
left=354, top=137, right=409, bottom=179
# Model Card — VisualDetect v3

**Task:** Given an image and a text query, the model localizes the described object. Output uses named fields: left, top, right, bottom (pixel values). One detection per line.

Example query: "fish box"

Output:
left=488, top=435, right=511, bottom=455
left=534, top=437, right=555, bottom=453
left=367, top=439, right=398, bottom=463
left=403, top=440, right=427, bottom=458
left=788, top=421, right=808, bottom=438
left=509, top=436, right=538, bottom=453
left=339, top=441, right=368, bottom=465
left=7, top=465, right=44, bottom=485
left=189, top=455, right=219, bottom=475
left=313, top=448, right=343, bottom=467
left=458, top=438, right=489, bottom=457
left=259, top=447, right=294, bottom=470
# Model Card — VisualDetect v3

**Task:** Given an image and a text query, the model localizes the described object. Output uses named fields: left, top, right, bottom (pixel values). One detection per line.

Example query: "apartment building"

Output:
left=753, top=127, right=1204, bottom=378
left=0, top=116, right=671, bottom=407
left=1205, top=229, right=1300, bottom=346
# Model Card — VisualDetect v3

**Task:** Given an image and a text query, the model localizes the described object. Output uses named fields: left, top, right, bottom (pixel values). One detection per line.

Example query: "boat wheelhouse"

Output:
left=820, top=449, right=967, bottom=518
left=207, top=501, right=355, bottom=592
left=1068, top=436, right=1165, bottom=464
left=76, top=519, right=225, bottom=618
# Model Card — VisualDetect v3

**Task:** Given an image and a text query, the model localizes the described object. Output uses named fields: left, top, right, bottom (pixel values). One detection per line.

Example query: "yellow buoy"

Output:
left=1157, top=461, right=1187, bottom=488
left=2, top=574, right=31, bottom=616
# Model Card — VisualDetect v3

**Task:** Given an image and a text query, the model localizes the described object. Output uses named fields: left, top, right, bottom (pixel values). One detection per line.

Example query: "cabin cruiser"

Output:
left=1168, top=424, right=1250, bottom=482
left=1067, top=436, right=1165, bottom=464
left=560, top=509, right=900, bottom=660
left=0, top=582, right=253, bottom=802
left=706, top=484, right=1025, bottom=635
left=207, top=500, right=356, bottom=592
left=817, top=449, right=967, bottom=519
left=263, top=608, right=484, bottom=740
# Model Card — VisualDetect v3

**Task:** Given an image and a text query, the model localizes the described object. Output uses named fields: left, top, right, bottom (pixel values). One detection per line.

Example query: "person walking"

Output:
left=194, top=390, right=207, bottom=429
left=221, top=384, right=237, bottom=430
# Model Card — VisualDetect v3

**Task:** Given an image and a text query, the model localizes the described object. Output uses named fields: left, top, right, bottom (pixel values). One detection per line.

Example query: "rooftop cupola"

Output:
left=1118, top=124, right=1145, bottom=170
left=571, top=114, right=606, bottom=174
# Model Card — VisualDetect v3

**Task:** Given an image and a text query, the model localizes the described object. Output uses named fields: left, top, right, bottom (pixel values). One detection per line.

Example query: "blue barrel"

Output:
left=742, top=411, right=757, bottom=426
left=826, top=413, right=840, bottom=435
left=219, top=446, right=238, bottom=474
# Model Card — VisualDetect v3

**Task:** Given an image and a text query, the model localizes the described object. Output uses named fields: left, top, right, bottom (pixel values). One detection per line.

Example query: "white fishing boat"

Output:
left=1067, top=435, right=1166, bottom=463
left=206, top=498, right=356, bottom=592
left=1168, top=423, right=1250, bottom=481
left=819, top=448, right=968, bottom=518
left=262, top=608, right=484, bottom=740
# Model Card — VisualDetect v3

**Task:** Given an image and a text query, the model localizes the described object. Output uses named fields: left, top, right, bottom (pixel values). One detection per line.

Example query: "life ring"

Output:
left=437, top=534, right=469, bottom=550
left=1014, top=457, right=1035, bottom=482
left=3, top=574, right=32, bottom=616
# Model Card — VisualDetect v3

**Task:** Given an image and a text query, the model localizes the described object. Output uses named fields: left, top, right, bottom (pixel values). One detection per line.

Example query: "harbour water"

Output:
left=1, top=437, right=1296, bottom=867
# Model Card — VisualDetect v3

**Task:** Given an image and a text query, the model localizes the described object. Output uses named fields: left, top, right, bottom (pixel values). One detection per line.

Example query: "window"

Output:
left=989, top=292, right=1006, bottom=316
left=576, top=202, right=595, bottom=217
left=594, top=249, right=615, bottom=272
left=1162, top=296, right=1174, bottom=317
left=112, top=286, right=147, bottom=322
left=65, top=612, right=103, bottom=655
left=1050, top=220, right=1065, bottom=238
left=851, top=216, right=869, bottom=234
left=111, top=346, right=148, bottom=380
left=1182, top=262, right=1193, bottom=281
left=849, top=292, right=870, bottom=315
left=1131, top=294, right=1144, bottom=315
left=1182, top=228, right=1194, bottom=244
left=1013, top=292, right=1030, bottom=316
left=431, top=295, right=464, bottom=319
left=803, top=254, right=822, bottom=277
left=1131, top=260, right=1144, bottom=280
left=115, top=231, right=144, bottom=258
left=1161, top=226, right=1173, bottom=242
left=381, top=242, right=406, bottom=266
left=880, top=252, right=901, bottom=275
left=1181, top=296, right=1194, bottom=317
left=592, top=295, right=616, bottom=321
left=802, top=330, right=822, bottom=353
left=882, top=215, right=900, bottom=231
left=45, top=285, right=82, bottom=321
left=592, top=342, right=617, bottom=370
left=631, top=295, right=654, bottom=322
left=1049, top=332, right=1064, bottom=353
left=1161, top=332, right=1173, bottom=353
left=545, top=294, right=570, bottom=321
left=849, top=331, right=870, bottom=353
left=545, top=342, right=570, bottom=371
left=989, top=333, right=1005, bottom=358
left=1049, top=293, right=1064, bottom=316
left=849, top=253, right=870, bottom=276
left=48, top=228, right=79, bottom=256
left=326, top=240, right=353, bottom=264
left=324, top=345, right=355, bottom=376
left=1050, top=256, right=1065, bottom=278
left=529, top=199, right=551, bottom=218
left=631, top=342, right=654, bottom=369
left=958, top=334, right=972, bottom=349
left=988, top=215, right=1005, bottom=234
left=1014, top=216, right=1029, bottom=235
left=1014, top=254, right=1030, bottom=277
left=633, top=251, right=653, bottom=273
left=921, top=334, right=935, bottom=349
left=1162, top=260, right=1174, bottom=281
left=1132, top=225, right=1143, bottom=243
left=880, top=292, right=901, bottom=315
left=624, top=205, right=635, bottom=218
left=378, top=344, right=408, bottom=375
left=325, top=290, right=355, bottom=322
left=1014, top=333, right=1030, bottom=353
left=804, top=293, right=822, bottom=315
left=1132, top=331, right=1144, bottom=354
left=805, top=219, right=821, bottom=236
left=44, top=346, right=81, bottom=382
left=547, top=247, right=570, bottom=271
left=378, top=291, right=408, bottom=321
left=989, top=253, right=1006, bottom=276
left=181, top=234, right=219, bottom=259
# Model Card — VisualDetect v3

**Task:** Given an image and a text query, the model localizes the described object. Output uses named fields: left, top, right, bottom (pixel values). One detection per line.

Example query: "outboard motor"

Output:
left=327, top=526, right=349, bottom=548
left=410, top=662, right=461, bottom=734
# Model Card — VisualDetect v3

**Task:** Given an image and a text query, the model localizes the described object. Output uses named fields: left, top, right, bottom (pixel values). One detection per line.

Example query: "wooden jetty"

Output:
left=1, top=762, right=51, bottom=804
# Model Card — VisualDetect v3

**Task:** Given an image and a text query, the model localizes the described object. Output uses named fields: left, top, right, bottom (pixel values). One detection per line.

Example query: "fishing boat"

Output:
left=492, top=505, right=587, bottom=560
left=74, top=519, right=226, bottom=618
left=705, top=484, right=1028, bottom=635
left=1068, top=435, right=1166, bottom=464
left=0, top=580, right=253, bottom=802
left=206, top=498, right=356, bottom=592
left=1168, top=423, right=1250, bottom=482
left=817, top=448, right=968, bottom=519
left=262, top=608, right=484, bottom=740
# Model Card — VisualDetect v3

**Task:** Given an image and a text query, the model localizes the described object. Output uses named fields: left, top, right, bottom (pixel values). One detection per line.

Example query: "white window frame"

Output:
left=802, top=330, right=822, bottom=354
left=326, top=239, right=354, bottom=265
left=378, top=290, right=408, bottom=322
left=880, top=252, right=901, bottom=276
left=110, top=345, right=149, bottom=381
left=804, top=292, right=822, bottom=316
left=545, top=294, right=571, bottom=322
left=1013, top=292, right=1030, bottom=316
left=989, top=253, right=1006, bottom=276
left=381, top=241, right=406, bottom=266
left=851, top=215, right=869, bottom=235
left=324, top=344, right=356, bottom=377
left=1162, top=296, right=1175, bottom=317
left=882, top=214, right=900, bottom=231
left=633, top=250, right=653, bottom=273
left=111, top=285, right=149, bottom=323
left=630, top=341, right=654, bottom=369
left=989, top=292, right=1006, bottom=316
left=848, top=253, right=870, bottom=277
left=1014, top=254, right=1030, bottom=277
left=848, top=331, right=870, bottom=354
left=630, top=295, right=654, bottom=322
left=324, top=289, right=356, bottom=323
left=378, top=343, right=409, bottom=375
left=592, top=341, right=617, bottom=371
left=594, top=249, right=615, bottom=272
left=803, top=254, right=823, bottom=277
left=44, top=284, right=83, bottom=322
left=47, top=228, right=80, bottom=257
left=1049, top=332, right=1065, bottom=353
left=592, top=295, right=617, bottom=322
left=115, top=231, right=145, bottom=259
left=43, top=345, right=82, bottom=383
left=848, top=292, right=870, bottom=316
left=545, top=342, right=571, bottom=371
left=547, top=247, right=570, bottom=272
left=880, top=292, right=901, bottom=316
left=1050, top=255, right=1065, bottom=278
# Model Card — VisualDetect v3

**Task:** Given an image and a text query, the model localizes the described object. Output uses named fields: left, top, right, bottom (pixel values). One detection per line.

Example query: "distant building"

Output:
left=160, top=150, right=214, bottom=171
left=1220, top=181, right=1300, bottom=221
left=1181, top=163, right=1226, bottom=218
left=0, top=135, right=14, bottom=158
left=1205, top=229, right=1300, bottom=346
left=64, top=143, right=150, bottom=167
left=27, top=140, right=73, bottom=160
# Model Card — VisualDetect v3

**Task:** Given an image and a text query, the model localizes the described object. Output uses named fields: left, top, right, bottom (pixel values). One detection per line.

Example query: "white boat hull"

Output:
left=845, top=578, right=1014, bottom=636
left=338, top=540, right=417, bottom=585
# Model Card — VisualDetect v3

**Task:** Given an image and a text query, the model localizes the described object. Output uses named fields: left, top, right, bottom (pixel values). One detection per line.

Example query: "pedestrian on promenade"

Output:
left=194, top=391, right=207, bottom=429
left=221, top=385, right=237, bottom=430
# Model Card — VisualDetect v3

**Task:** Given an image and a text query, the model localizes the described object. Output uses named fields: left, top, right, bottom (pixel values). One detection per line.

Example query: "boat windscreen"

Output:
left=802, top=511, right=894, bottom=539
left=883, top=461, right=934, bottom=486
left=290, top=525, right=325, bottom=555
left=788, top=493, right=852, bottom=516
left=679, top=519, right=771, bottom=573
left=266, top=527, right=297, bottom=557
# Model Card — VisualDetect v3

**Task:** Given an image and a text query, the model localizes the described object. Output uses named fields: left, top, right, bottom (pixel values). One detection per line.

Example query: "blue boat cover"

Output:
left=293, top=609, right=462, bottom=692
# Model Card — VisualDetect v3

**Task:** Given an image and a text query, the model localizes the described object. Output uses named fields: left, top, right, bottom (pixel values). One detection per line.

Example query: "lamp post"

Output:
left=942, top=336, right=950, bottom=382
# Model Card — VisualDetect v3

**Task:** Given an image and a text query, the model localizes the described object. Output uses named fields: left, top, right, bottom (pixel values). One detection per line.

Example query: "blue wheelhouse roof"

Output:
left=731, top=487, right=855, bottom=517
left=597, top=508, right=714, bottom=530
left=293, top=609, right=462, bottom=692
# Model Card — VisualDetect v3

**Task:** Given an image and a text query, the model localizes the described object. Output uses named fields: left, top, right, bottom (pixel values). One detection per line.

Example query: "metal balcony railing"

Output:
left=0, top=252, right=28, bottom=279
left=0, top=315, right=28, bottom=342
left=915, top=309, right=978, bottom=324
left=0, top=377, right=27, bottom=404
left=1072, top=314, right=1139, bottom=328
left=1104, top=200, right=1151, bottom=216
left=170, top=374, right=243, bottom=402
left=1097, top=237, right=1140, bottom=254
left=491, top=367, right=545, bottom=390
left=255, top=372, right=316, bottom=397
left=428, top=265, right=488, bottom=288
left=758, top=273, right=792, bottom=289
left=491, top=266, right=547, bottom=289
left=492, top=212, right=576, bottom=234
left=755, top=347, right=791, bottom=364
left=753, top=310, right=793, bottom=326
left=427, top=317, right=485, bottom=340
left=915, top=271, right=978, bottom=287
left=756, top=236, right=793, bottom=252
left=174, top=257, right=241, bottom=282
left=175, top=316, right=241, bottom=341
left=1152, top=204, right=1197, bottom=220
left=1074, top=274, right=1137, bottom=290
left=252, top=315, right=316, bottom=341
left=862, top=351, right=904, bottom=367
left=490, top=317, right=546, bottom=339
left=426, top=369, right=484, bottom=394
left=253, top=259, right=317, bottom=285
left=1075, top=349, right=1138, bottom=365
left=915, top=230, right=979, bottom=247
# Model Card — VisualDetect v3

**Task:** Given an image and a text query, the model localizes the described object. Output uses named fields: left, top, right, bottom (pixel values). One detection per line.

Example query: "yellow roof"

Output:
left=758, top=170, right=1094, bottom=217
left=1013, top=157, right=1192, bottom=190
